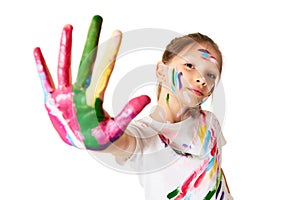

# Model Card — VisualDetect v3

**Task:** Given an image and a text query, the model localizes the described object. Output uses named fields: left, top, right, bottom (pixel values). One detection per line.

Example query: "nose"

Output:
left=196, top=76, right=207, bottom=86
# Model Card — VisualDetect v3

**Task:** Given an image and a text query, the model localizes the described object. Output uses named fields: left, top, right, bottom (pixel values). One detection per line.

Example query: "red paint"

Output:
left=194, top=171, right=206, bottom=188
left=57, top=25, right=73, bottom=89
left=34, top=48, right=55, bottom=93
left=200, top=110, right=206, bottom=122
left=179, top=171, right=197, bottom=197
left=211, top=143, right=217, bottom=156
left=158, top=134, right=170, bottom=147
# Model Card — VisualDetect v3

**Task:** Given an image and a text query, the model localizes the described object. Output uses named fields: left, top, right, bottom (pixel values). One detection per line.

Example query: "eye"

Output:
left=207, top=73, right=217, bottom=79
left=184, top=63, right=195, bottom=69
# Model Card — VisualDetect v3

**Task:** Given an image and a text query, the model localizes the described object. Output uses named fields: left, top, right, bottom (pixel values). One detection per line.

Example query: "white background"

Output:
left=1, top=0, right=300, bottom=199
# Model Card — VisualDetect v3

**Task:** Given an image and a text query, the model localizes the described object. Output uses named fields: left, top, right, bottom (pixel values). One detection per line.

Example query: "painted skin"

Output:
left=34, top=15, right=150, bottom=150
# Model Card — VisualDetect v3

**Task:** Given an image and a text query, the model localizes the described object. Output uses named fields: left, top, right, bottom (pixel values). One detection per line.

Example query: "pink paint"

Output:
left=34, top=48, right=54, bottom=94
left=175, top=158, right=210, bottom=199
left=34, top=26, right=83, bottom=148
left=92, top=95, right=151, bottom=145
left=57, top=25, right=72, bottom=90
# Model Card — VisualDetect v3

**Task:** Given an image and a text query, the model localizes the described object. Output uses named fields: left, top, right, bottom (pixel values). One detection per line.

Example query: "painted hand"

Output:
left=34, top=15, right=150, bottom=150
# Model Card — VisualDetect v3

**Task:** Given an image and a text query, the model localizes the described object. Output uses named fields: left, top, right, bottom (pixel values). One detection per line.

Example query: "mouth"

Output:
left=187, top=88, right=204, bottom=96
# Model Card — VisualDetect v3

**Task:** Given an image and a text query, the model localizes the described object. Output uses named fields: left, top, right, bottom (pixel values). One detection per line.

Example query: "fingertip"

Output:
left=140, top=95, right=151, bottom=105
left=63, top=24, right=73, bottom=32
left=33, top=47, right=41, bottom=56
left=130, top=95, right=151, bottom=112
left=111, top=30, right=122, bottom=39
left=93, top=15, right=103, bottom=23
left=111, top=30, right=122, bottom=42
left=112, top=29, right=122, bottom=36
left=33, top=47, right=44, bottom=64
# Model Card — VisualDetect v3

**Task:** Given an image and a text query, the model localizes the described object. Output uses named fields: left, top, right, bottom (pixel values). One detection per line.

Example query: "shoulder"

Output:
left=201, top=110, right=227, bottom=146
left=126, top=116, right=153, bottom=136
left=126, top=116, right=163, bottom=150
left=201, top=110, right=221, bottom=128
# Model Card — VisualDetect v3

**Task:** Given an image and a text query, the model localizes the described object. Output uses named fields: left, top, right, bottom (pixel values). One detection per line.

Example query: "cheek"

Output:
left=180, top=72, right=194, bottom=86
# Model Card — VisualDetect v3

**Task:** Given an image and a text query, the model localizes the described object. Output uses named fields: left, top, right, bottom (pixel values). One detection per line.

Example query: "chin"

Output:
left=181, top=99, right=202, bottom=108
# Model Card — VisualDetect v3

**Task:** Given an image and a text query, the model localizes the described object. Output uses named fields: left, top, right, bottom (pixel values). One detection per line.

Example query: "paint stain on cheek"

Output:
left=178, top=72, right=183, bottom=90
left=166, top=93, right=170, bottom=105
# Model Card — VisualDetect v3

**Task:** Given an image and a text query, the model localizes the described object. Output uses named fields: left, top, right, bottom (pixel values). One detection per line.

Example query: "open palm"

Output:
left=34, top=15, right=150, bottom=150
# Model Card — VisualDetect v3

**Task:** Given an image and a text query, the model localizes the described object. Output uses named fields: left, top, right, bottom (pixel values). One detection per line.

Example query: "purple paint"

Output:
left=178, top=72, right=183, bottom=89
left=198, top=48, right=210, bottom=54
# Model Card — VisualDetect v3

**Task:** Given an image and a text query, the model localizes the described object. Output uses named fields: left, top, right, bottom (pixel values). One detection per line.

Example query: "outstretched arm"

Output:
left=34, top=15, right=150, bottom=156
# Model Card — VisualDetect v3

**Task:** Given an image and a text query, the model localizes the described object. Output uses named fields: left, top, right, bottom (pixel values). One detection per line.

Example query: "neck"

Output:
left=150, top=90, right=188, bottom=123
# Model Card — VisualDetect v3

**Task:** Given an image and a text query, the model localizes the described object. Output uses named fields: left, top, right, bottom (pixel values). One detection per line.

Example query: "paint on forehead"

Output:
left=197, top=48, right=219, bottom=66
left=198, top=48, right=210, bottom=54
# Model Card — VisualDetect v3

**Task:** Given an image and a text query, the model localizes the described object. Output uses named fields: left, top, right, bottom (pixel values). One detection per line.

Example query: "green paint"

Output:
left=75, top=15, right=102, bottom=89
left=72, top=15, right=105, bottom=149
left=166, top=93, right=170, bottom=104
left=95, top=98, right=105, bottom=122
left=73, top=87, right=99, bottom=148
left=203, top=170, right=223, bottom=200
left=204, top=190, right=215, bottom=200
left=172, top=68, right=175, bottom=86
left=167, top=188, right=180, bottom=199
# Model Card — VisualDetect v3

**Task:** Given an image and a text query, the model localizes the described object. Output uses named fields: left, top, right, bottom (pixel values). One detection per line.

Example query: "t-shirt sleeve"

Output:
left=118, top=118, right=163, bottom=162
left=114, top=121, right=144, bottom=165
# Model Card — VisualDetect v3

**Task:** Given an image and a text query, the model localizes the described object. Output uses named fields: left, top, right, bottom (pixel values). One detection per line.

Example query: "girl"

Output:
left=34, top=15, right=233, bottom=200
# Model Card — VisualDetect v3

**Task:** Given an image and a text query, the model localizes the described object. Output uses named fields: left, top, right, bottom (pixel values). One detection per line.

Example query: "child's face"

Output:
left=158, top=42, right=221, bottom=107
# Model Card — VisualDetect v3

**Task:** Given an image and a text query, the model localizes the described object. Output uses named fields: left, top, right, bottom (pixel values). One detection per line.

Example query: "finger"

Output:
left=114, top=95, right=151, bottom=130
left=86, top=30, right=122, bottom=106
left=34, top=47, right=55, bottom=94
left=57, top=25, right=73, bottom=89
left=75, top=15, right=103, bottom=89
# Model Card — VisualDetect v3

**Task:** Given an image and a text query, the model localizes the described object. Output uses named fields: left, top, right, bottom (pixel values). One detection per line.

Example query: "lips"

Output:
left=188, top=88, right=204, bottom=96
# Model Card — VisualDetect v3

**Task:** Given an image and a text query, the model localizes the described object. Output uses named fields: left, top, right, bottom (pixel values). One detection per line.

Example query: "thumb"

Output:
left=114, top=95, right=151, bottom=130
left=91, top=95, right=150, bottom=149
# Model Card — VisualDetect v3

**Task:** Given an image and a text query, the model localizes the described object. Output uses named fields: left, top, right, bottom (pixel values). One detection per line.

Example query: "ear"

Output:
left=156, top=61, right=167, bottom=82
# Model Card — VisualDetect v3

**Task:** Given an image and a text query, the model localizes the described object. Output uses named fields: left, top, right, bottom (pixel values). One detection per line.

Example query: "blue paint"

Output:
left=174, top=71, right=178, bottom=88
left=206, top=156, right=215, bottom=171
left=171, top=85, right=176, bottom=93
left=203, top=129, right=211, bottom=153
left=38, top=72, right=48, bottom=97
left=202, top=53, right=210, bottom=58
left=85, top=76, right=91, bottom=88
left=67, top=134, right=76, bottom=146
left=184, top=193, right=191, bottom=200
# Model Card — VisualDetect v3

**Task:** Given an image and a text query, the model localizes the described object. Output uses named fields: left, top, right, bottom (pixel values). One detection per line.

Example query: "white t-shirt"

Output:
left=89, top=110, right=233, bottom=200
left=122, top=110, right=232, bottom=200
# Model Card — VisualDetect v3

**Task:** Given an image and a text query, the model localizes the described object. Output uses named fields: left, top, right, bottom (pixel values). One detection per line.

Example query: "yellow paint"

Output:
left=198, top=126, right=206, bottom=143
left=95, top=66, right=112, bottom=97
left=209, top=156, right=218, bottom=179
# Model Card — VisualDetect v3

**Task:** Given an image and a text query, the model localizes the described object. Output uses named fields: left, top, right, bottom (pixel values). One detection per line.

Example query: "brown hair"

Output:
left=162, top=32, right=223, bottom=70
left=157, top=33, right=223, bottom=99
